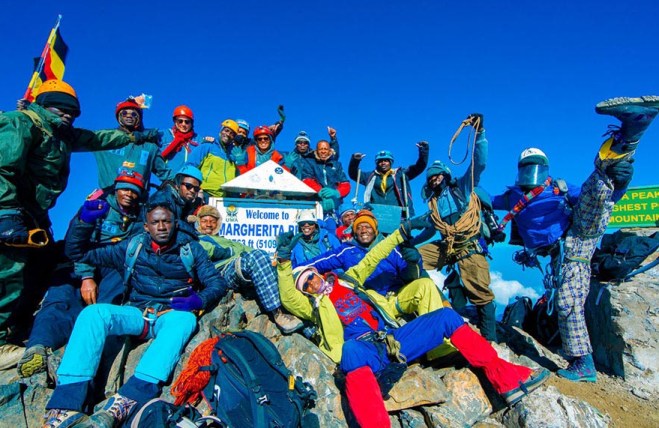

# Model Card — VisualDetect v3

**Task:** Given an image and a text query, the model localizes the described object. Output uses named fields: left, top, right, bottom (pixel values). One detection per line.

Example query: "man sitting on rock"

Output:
left=193, top=205, right=303, bottom=334
left=276, top=221, right=549, bottom=428
left=43, top=201, right=227, bottom=427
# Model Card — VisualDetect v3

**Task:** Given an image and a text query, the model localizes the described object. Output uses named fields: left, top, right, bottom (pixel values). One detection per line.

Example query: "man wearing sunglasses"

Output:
left=93, top=98, right=172, bottom=194
left=284, top=127, right=339, bottom=176
left=0, top=80, right=160, bottom=370
left=160, top=105, right=199, bottom=174
left=18, top=170, right=145, bottom=381
left=236, top=125, right=287, bottom=174
left=150, top=165, right=204, bottom=225
left=276, top=221, right=549, bottom=427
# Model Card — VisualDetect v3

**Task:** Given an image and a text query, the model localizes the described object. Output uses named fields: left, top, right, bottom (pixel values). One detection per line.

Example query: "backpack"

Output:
left=130, top=398, right=223, bottom=428
left=527, top=295, right=561, bottom=347
left=591, top=231, right=659, bottom=281
left=200, top=331, right=316, bottom=427
left=123, top=234, right=196, bottom=286
left=501, top=296, right=533, bottom=329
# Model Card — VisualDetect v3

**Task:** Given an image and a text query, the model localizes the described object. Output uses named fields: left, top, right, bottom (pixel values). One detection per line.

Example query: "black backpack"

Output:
left=130, top=398, right=222, bottom=427
left=591, top=231, right=659, bottom=281
left=527, top=295, right=561, bottom=347
left=501, top=296, right=533, bottom=329
left=201, top=331, right=317, bottom=428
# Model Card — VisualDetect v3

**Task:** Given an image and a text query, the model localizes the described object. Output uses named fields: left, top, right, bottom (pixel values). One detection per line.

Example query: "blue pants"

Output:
left=28, top=269, right=123, bottom=349
left=339, top=308, right=464, bottom=374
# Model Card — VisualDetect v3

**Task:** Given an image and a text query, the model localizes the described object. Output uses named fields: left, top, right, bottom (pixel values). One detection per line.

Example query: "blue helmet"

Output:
left=236, top=119, right=250, bottom=133
left=375, top=150, right=394, bottom=163
left=176, top=165, right=203, bottom=183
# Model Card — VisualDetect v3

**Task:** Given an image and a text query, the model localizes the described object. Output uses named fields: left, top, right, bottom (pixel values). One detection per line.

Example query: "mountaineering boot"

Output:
left=556, top=353, right=597, bottom=382
left=42, top=409, right=87, bottom=428
left=18, top=344, right=48, bottom=377
left=449, top=324, right=549, bottom=405
left=595, top=95, right=659, bottom=160
left=0, top=343, right=24, bottom=371
left=476, top=301, right=498, bottom=342
left=272, top=308, right=304, bottom=334
left=345, top=366, right=391, bottom=428
left=79, top=393, right=137, bottom=428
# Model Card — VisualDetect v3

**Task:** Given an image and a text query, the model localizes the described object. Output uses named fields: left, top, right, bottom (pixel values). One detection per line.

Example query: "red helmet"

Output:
left=253, top=125, right=274, bottom=138
left=115, top=99, right=142, bottom=118
left=172, top=105, right=194, bottom=121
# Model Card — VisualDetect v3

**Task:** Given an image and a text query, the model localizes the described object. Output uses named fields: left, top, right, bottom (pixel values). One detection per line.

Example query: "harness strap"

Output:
left=498, top=176, right=553, bottom=230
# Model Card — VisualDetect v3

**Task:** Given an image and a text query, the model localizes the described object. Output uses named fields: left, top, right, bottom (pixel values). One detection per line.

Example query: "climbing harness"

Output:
left=512, top=240, right=564, bottom=316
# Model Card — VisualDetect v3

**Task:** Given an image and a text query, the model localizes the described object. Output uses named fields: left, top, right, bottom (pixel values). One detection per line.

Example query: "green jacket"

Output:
left=0, top=104, right=135, bottom=227
left=198, top=234, right=254, bottom=270
left=278, top=229, right=407, bottom=363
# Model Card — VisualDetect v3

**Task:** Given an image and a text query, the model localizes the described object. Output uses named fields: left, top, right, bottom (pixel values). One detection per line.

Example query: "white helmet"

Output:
left=518, top=148, right=549, bottom=167
left=516, top=148, right=549, bottom=187
left=296, top=209, right=317, bottom=224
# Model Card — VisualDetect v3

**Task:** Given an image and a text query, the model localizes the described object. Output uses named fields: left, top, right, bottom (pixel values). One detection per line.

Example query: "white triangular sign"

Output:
left=221, top=160, right=318, bottom=196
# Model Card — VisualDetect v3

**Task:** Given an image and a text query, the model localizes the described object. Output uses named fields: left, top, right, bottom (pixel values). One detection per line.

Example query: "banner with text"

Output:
left=211, top=197, right=321, bottom=257
left=609, top=185, right=659, bottom=228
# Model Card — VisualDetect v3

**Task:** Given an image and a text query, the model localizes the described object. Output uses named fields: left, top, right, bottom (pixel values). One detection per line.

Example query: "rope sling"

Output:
left=428, top=116, right=482, bottom=257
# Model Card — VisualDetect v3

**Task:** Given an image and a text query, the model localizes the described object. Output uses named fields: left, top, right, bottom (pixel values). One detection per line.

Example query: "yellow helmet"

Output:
left=35, top=79, right=77, bottom=99
left=221, top=119, right=239, bottom=134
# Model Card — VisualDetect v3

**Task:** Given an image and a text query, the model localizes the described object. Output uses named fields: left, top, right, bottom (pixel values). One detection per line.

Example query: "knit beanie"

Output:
left=35, top=92, right=81, bottom=117
left=352, top=210, right=378, bottom=234
left=295, top=131, right=311, bottom=144
left=425, top=160, right=452, bottom=180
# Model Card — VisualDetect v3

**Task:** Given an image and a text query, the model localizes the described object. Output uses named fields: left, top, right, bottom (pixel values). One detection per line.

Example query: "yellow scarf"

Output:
left=380, top=169, right=394, bottom=193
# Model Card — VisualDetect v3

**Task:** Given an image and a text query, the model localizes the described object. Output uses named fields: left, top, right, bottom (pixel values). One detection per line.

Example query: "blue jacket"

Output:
left=492, top=181, right=580, bottom=250
left=304, top=234, right=422, bottom=295
left=65, top=224, right=227, bottom=311
left=68, top=192, right=144, bottom=280
left=291, top=227, right=342, bottom=267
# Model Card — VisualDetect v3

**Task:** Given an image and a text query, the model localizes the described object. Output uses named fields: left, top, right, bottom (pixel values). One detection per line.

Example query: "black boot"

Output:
left=476, top=302, right=497, bottom=342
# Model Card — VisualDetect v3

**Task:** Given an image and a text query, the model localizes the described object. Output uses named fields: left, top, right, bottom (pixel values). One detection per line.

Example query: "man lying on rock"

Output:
left=42, top=201, right=227, bottom=428
left=276, top=220, right=549, bottom=428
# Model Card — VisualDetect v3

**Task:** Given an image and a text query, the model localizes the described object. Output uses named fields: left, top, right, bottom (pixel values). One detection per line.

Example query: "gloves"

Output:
left=399, top=215, right=430, bottom=241
left=606, top=160, right=634, bottom=189
left=416, top=141, right=429, bottom=155
left=171, top=290, right=203, bottom=312
left=467, top=113, right=484, bottom=131
left=352, top=153, right=366, bottom=161
left=79, top=200, right=110, bottom=224
left=211, top=245, right=233, bottom=261
left=276, top=231, right=302, bottom=260
left=492, top=230, right=507, bottom=243
left=133, top=129, right=163, bottom=144
left=277, top=105, right=286, bottom=122
left=318, top=187, right=340, bottom=199
left=321, top=198, right=336, bottom=212
left=399, top=246, right=421, bottom=264
left=0, top=210, right=29, bottom=245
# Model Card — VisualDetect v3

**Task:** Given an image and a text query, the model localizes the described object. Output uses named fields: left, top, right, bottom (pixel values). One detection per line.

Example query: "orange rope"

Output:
left=170, top=336, right=219, bottom=406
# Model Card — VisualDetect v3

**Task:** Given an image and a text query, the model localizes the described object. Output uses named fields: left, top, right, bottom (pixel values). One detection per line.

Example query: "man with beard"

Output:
left=18, top=170, right=145, bottom=380
left=0, top=80, right=159, bottom=368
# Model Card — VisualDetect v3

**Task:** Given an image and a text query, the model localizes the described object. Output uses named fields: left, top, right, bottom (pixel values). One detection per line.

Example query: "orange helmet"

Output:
left=35, top=79, right=77, bottom=98
left=172, top=105, right=194, bottom=121
left=253, top=125, right=274, bottom=138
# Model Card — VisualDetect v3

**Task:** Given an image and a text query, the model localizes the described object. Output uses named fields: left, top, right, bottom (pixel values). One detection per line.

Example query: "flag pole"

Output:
left=22, top=14, right=63, bottom=100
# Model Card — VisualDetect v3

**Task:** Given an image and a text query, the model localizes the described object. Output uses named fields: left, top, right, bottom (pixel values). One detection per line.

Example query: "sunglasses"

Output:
left=120, top=111, right=139, bottom=118
left=181, top=182, right=201, bottom=192
left=299, top=221, right=316, bottom=227
left=302, top=276, right=314, bottom=292
left=176, top=118, right=192, bottom=125
left=255, top=136, right=270, bottom=142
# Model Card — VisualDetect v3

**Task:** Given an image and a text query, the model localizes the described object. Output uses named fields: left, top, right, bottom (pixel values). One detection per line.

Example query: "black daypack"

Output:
left=527, top=295, right=561, bottom=347
left=130, top=398, right=222, bottom=428
left=201, top=331, right=317, bottom=428
left=501, top=296, right=533, bottom=329
left=591, top=231, right=659, bottom=281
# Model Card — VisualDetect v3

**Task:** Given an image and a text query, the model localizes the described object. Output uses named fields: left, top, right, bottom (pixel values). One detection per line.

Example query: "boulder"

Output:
left=385, top=364, right=449, bottom=411
left=502, top=385, right=610, bottom=427
left=586, top=256, right=659, bottom=398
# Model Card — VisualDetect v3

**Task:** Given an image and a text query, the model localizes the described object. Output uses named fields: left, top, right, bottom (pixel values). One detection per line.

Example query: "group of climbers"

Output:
left=0, top=77, right=657, bottom=427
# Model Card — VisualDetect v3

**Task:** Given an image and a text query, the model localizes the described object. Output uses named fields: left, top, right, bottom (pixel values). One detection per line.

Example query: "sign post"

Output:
left=608, top=185, right=659, bottom=228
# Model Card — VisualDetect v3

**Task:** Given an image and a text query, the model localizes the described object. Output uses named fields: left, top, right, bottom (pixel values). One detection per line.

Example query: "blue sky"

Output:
left=2, top=1, right=657, bottom=308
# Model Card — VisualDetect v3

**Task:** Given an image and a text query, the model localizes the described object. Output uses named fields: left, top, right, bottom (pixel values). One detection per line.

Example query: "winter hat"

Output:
left=195, top=205, right=222, bottom=235
left=352, top=209, right=378, bottom=234
left=295, top=131, right=311, bottom=144
left=293, top=266, right=318, bottom=293
left=425, top=160, right=452, bottom=180
left=114, top=170, right=145, bottom=194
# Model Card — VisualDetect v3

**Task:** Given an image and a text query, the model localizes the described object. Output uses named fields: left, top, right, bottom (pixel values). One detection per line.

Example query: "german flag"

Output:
left=24, top=19, right=69, bottom=101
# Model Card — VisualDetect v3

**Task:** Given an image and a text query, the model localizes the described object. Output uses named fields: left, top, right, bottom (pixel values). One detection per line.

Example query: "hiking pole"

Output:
left=351, top=168, right=361, bottom=206
left=401, top=173, right=410, bottom=220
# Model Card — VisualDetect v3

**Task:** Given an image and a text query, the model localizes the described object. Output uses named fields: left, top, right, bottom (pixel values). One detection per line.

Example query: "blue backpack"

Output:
left=200, top=330, right=317, bottom=427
